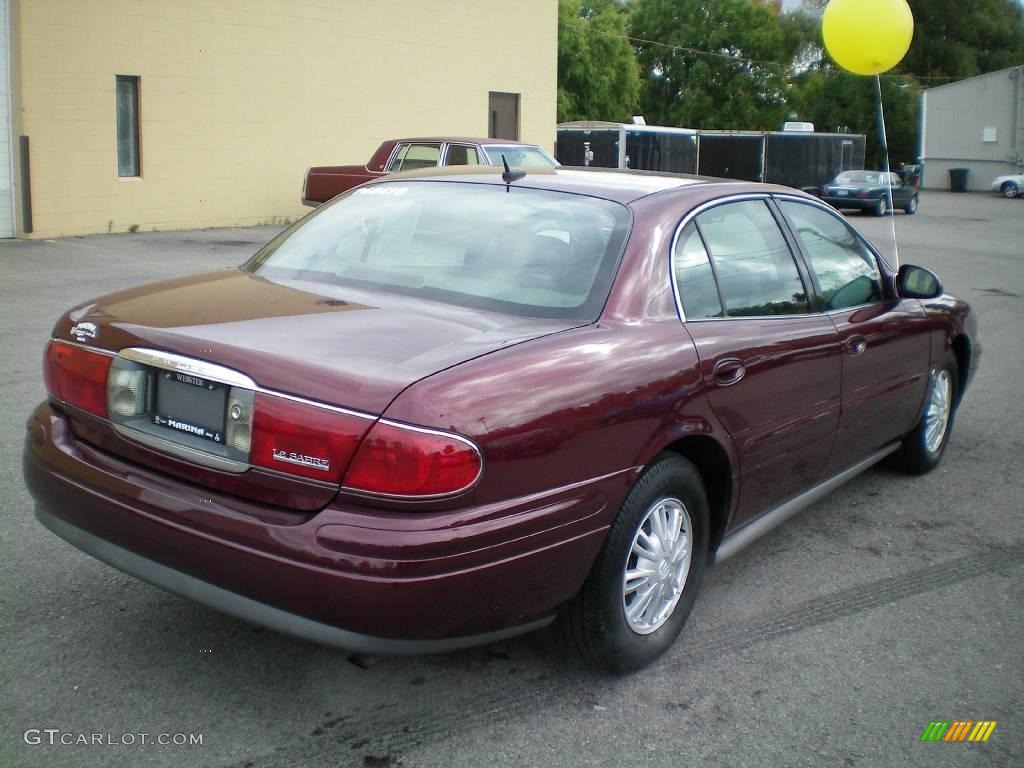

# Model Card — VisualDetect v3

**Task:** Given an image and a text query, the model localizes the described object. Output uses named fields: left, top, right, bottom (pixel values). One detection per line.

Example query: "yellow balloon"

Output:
left=823, top=0, right=914, bottom=76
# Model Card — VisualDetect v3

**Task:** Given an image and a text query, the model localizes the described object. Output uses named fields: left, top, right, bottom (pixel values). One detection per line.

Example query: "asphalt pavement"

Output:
left=1, top=192, right=1021, bottom=768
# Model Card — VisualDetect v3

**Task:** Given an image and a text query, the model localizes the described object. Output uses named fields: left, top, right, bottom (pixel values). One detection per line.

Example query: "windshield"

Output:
left=835, top=171, right=883, bottom=185
left=244, top=181, right=630, bottom=321
left=483, top=146, right=558, bottom=167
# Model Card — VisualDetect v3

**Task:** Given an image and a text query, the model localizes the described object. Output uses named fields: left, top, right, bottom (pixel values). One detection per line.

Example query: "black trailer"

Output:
left=556, top=122, right=698, bottom=173
left=764, top=132, right=865, bottom=190
left=555, top=122, right=865, bottom=191
left=695, top=132, right=765, bottom=182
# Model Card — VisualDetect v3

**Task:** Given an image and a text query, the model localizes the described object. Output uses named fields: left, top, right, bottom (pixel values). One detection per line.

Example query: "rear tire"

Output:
left=559, top=454, right=709, bottom=673
left=1002, top=182, right=1020, bottom=199
left=891, top=350, right=959, bottom=475
left=904, top=194, right=918, bottom=214
left=873, top=196, right=889, bottom=216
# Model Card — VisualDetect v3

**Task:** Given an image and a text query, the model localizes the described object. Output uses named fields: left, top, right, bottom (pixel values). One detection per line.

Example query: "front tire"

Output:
left=892, top=350, right=959, bottom=475
left=559, top=454, right=709, bottom=673
left=1002, top=182, right=1020, bottom=199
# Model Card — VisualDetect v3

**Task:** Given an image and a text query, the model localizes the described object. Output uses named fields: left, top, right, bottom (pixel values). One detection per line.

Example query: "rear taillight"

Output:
left=44, top=340, right=113, bottom=418
left=249, top=392, right=372, bottom=483
left=43, top=342, right=482, bottom=497
left=857, top=191, right=871, bottom=199
left=342, top=421, right=482, bottom=497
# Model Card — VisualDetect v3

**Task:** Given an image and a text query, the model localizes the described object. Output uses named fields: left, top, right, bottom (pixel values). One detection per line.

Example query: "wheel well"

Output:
left=951, top=334, right=971, bottom=404
left=662, top=436, right=732, bottom=554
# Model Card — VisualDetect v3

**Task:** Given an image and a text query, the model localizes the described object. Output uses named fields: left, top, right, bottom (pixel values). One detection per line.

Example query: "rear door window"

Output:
left=444, top=144, right=482, bottom=166
left=386, top=144, right=410, bottom=172
left=388, top=143, right=441, bottom=172
left=695, top=200, right=809, bottom=317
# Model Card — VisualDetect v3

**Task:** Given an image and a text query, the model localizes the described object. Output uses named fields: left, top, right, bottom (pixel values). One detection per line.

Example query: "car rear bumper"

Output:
left=34, top=505, right=553, bottom=654
left=820, top=195, right=877, bottom=210
left=24, top=402, right=617, bottom=652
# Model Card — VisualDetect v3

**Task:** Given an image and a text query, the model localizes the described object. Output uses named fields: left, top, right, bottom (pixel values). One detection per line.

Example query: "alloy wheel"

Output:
left=622, top=497, right=693, bottom=635
left=924, top=369, right=953, bottom=454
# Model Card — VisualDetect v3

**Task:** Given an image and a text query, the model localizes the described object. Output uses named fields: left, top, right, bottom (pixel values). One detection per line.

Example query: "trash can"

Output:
left=949, top=168, right=969, bottom=192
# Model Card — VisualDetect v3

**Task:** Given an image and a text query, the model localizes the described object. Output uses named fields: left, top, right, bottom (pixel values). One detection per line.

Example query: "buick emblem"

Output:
left=70, top=322, right=98, bottom=341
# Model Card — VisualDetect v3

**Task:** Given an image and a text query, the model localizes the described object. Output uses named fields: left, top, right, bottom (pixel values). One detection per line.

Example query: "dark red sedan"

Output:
left=24, top=167, right=979, bottom=671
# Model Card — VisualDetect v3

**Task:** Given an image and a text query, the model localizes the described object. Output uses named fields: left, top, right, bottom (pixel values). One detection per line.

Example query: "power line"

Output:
left=559, top=19, right=972, bottom=84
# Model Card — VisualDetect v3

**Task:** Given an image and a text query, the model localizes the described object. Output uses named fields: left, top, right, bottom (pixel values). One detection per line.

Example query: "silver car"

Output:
left=991, top=173, right=1024, bottom=198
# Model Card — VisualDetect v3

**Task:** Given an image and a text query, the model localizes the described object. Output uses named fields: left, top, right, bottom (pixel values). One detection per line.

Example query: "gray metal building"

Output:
left=920, top=65, right=1024, bottom=191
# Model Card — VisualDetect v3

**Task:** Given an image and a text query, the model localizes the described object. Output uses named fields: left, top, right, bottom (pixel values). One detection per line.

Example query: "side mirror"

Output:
left=897, top=264, right=943, bottom=299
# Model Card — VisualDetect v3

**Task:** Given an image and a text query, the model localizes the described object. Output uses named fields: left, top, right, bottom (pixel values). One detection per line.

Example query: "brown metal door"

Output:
left=488, top=92, right=519, bottom=140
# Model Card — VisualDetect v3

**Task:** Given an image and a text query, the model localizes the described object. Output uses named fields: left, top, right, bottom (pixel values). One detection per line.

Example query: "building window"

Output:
left=116, top=76, right=140, bottom=177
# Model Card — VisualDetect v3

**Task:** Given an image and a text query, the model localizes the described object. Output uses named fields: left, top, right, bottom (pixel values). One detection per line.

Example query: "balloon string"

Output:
left=875, top=74, right=899, bottom=270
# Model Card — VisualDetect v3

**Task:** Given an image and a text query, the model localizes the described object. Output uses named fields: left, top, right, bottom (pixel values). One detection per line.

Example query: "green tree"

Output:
left=903, top=0, right=1024, bottom=79
left=557, top=0, right=642, bottom=122
left=630, top=0, right=790, bottom=130
left=789, top=71, right=920, bottom=167
left=778, top=9, right=822, bottom=71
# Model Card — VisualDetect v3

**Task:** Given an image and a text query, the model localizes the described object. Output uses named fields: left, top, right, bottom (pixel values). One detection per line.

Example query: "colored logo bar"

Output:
left=921, top=721, right=997, bottom=742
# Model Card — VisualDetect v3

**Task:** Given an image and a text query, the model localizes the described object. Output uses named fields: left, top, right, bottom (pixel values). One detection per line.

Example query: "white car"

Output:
left=991, top=172, right=1024, bottom=198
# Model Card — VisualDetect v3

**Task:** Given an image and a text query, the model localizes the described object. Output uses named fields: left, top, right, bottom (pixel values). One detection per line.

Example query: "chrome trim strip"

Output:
left=382, top=142, right=405, bottom=172
left=256, top=389, right=375, bottom=420
left=54, top=338, right=116, bottom=356
left=340, top=418, right=485, bottom=501
left=120, top=348, right=257, bottom=389
left=36, top=506, right=555, bottom=655
left=112, top=425, right=250, bottom=473
left=108, top=346, right=375, bottom=420
left=712, top=442, right=900, bottom=564
left=66, top=342, right=485, bottom=490
left=668, top=191, right=895, bottom=325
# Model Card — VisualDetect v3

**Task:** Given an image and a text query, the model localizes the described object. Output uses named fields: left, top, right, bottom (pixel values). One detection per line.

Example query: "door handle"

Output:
left=713, top=358, right=746, bottom=386
left=844, top=335, right=868, bottom=356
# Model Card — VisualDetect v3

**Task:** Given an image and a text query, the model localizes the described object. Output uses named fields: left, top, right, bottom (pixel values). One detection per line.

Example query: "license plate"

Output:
left=836, top=190, right=848, bottom=196
left=153, top=370, right=227, bottom=444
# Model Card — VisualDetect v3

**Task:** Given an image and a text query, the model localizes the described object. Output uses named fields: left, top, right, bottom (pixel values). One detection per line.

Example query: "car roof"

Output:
left=390, top=137, right=539, bottom=147
left=376, top=166, right=792, bottom=204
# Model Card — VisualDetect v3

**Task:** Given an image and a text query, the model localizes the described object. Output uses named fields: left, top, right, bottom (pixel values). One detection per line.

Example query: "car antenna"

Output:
left=501, top=155, right=526, bottom=191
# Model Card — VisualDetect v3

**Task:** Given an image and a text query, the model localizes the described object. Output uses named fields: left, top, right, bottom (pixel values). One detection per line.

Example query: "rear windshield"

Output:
left=244, top=181, right=631, bottom=320
left=835, top=171, right=882, bottom=185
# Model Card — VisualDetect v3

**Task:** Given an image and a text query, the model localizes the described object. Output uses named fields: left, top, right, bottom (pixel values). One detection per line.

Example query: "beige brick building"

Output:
left=1, top=0, right=557, bottom=238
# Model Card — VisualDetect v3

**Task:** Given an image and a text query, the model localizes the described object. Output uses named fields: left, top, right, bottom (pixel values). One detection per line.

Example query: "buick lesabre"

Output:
left=24, top=166, right=979, bottom=671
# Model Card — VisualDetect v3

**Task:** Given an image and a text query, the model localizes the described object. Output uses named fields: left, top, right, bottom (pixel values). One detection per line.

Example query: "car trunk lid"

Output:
left=56, top=268, right=573, bottom=413
left=51, top=269, right=576, bottom=506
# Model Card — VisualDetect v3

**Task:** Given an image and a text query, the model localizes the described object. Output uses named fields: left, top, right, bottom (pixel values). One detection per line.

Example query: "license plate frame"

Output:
left=152, top=370, right=228, bottom=445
